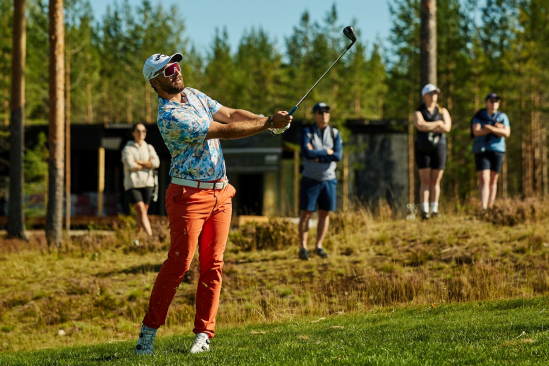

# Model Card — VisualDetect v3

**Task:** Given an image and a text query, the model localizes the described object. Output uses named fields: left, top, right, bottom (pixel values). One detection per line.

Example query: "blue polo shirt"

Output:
left=472, top=110, right=510, bottom=154
left=156, top=87, right=225, bottom=181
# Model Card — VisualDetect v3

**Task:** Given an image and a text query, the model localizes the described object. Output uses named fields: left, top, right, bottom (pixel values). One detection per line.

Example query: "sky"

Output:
left=88, top=0, right=392, bottom=55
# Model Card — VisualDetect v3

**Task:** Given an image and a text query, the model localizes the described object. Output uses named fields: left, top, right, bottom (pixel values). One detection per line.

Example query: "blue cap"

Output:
left=485, top=93, right=501, bottom=101
left=312, top=102, right=330, bottom=113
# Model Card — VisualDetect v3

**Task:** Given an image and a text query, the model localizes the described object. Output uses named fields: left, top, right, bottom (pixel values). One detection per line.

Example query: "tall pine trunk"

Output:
left=8, top=0, right=27, bottom=240
left=85, top=50, right=93, bottom=124
left=46, top=0, right=65, bottom=248
left=65, top=31, right=71, bottom=232
left=420, top=0, right=437, bottom=87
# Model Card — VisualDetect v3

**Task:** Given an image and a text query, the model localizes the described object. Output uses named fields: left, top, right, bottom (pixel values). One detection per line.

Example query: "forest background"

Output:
left=1, top=0, right=548, bottom=203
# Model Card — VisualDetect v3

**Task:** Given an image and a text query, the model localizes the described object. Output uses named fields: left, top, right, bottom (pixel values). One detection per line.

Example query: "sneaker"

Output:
left=431, top=212, right=439, bottom=219
left=190, top=332, right=210, bottom=354
left=132, top=239, right=141, bottom=246
left=298, top=247, right=309, bottom=261
left=135, top=325, right=157, bottom=355
left=421, top=212, right=430, bottom=221
left=315, top=247, right=328, bottom=259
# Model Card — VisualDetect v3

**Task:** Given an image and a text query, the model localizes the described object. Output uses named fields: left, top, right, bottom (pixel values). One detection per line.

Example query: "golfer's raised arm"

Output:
left=206, top=109, right=292, bottom=140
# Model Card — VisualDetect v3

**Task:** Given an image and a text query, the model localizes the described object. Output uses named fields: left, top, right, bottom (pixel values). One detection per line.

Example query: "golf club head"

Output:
left=343, top=26, right=357, bottom=44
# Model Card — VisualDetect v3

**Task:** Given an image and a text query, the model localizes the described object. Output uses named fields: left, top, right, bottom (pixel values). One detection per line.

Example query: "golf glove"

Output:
left=270, top=125, right=290, bottom=135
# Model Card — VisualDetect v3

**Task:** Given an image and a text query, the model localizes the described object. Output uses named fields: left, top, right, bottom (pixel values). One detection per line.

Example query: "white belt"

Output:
left=171, top=177, right=228, bottom=190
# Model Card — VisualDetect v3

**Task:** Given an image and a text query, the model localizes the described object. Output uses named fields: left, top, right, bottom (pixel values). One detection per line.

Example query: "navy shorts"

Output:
left=475, top=151, right=505, bottom=173
left=126, top=187, right=154, bottom=205
left=299, top=177, right=337, bottom=212
left=415, top=143, right=447, bottom=170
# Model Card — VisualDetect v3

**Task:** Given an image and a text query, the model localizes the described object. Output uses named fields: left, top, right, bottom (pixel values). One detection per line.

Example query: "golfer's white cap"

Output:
left=143, top=53, right=183, bottom=82
left=421, top=84, right=441, bottom=97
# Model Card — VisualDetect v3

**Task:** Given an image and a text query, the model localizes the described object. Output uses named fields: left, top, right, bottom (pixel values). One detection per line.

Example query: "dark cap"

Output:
left=485, top=93, right=501, bottom=101
left=312, top=102, right=330, bottom=113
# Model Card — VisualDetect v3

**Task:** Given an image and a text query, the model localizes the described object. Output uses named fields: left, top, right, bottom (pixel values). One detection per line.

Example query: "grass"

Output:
left=0, top=297, right=548, bottom=365
left=1, top=200, right=549, bottom=359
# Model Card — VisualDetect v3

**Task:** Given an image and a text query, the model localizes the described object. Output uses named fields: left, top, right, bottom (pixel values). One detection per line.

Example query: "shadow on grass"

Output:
left=97, top=263, right=163, bottom=277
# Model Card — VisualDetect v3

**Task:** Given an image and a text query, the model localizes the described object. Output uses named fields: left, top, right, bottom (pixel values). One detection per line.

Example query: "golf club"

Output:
left=272, top=26, right=356, bottom=135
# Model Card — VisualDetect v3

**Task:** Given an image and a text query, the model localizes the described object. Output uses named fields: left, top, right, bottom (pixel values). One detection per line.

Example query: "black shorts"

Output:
left=475, top=151, right=505, bottom=173
left=126, top=187, right=154, bottom=205
left=415, top=143, right=447, bottom=170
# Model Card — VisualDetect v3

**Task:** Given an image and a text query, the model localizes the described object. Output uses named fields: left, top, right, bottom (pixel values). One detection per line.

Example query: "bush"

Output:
left=228, top=218, right=298, bottom=251
left=478, top=198, right=549, bottom=226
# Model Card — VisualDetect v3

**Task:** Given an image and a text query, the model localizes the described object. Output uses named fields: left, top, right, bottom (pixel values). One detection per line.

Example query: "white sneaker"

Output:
left=135, top=325, right=157, bottom=355
left=189, top=333, right=210, bottom=354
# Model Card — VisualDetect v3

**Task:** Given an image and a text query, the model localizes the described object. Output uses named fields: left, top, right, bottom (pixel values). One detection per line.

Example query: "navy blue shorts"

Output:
left=299, top=177, right=337, bottom=212
left=475, top=151, right=505, bottom=173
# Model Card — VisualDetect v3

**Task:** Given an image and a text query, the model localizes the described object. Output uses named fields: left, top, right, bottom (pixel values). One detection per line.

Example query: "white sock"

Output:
left=430, top=202, right=439, bottom=213
left=143, top=325, right=157, bottom=334
left=422, top=202, right=429, bottom=213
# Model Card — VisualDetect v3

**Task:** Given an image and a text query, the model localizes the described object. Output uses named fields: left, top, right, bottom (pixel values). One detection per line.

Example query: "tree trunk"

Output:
left=145, top=83, right=151, bottom=124
left=531, top=76, right=540, bottom=196
left=420, top=0, right=437, bottom=88
left=8, top=0, right=28, bottom=240
left=408, top=81, right=415, bottom=204
left=519, top=58, right=530, bottom=197
left=65, top=31, right=71, bottom=232
left=46, top=0, right=65, bottom=248
left=85, top=50, right=93, bottom=124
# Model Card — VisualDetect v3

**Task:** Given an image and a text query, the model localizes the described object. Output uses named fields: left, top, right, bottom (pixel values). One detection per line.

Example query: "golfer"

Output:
left=135, top=53, right=292, bottom=355
left=471, top=93, right=511, bottom=209
left=298, top=102, right=342, bottom=260
left=414, top=84, right=452, bottom=220
left=121, top=123, right=160, bottom=245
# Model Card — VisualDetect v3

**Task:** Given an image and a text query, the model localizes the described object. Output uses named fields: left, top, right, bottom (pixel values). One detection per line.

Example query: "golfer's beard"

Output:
left=161, top=81, right=184, bottom=94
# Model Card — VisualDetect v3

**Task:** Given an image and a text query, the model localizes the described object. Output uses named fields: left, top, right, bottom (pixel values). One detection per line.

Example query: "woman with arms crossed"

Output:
left=414, top=84, right=452, bottom=220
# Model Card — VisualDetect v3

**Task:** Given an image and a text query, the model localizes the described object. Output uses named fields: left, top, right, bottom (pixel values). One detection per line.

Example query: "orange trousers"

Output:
left=143, top=182, right=235, bottom=338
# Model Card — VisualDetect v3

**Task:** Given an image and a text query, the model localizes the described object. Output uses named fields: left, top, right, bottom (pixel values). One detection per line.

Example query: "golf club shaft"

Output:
left=288, top=42, right=355, bottom=116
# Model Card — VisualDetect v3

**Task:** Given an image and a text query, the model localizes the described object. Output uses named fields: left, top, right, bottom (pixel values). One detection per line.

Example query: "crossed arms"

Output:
left=414, top=108, right=452, bottom=134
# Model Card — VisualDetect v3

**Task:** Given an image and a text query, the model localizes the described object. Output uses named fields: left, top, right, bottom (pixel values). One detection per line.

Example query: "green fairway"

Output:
left=1, top=297, right=548, bottom=365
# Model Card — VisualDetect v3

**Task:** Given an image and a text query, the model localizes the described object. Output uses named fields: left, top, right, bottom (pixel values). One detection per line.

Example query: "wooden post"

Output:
left=293, top=148, right=299, bottom=216
left=97, top=147, right=105, bottom=217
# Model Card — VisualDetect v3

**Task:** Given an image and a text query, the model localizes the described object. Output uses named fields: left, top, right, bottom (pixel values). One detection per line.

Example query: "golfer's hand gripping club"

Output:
left=270, top=106, right=297, bottom=135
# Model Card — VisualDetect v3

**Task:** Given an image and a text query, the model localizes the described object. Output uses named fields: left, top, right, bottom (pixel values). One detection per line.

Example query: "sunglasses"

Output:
left=155, top=62, right=181, bottom=78
left=488, top=98, right=500, bottom=103
left=317, top=110, right=330, bottom=114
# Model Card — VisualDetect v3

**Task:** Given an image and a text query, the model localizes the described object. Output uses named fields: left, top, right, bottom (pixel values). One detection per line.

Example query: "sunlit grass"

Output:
left=1, top=199, right=549, bottom=353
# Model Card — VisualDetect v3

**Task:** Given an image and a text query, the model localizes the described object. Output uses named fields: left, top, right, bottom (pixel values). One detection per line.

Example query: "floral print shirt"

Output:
left=157, top=87, right=225, bottom=181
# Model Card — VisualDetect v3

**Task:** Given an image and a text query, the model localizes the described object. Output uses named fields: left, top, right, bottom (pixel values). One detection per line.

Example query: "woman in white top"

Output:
left=121, top=123, right=160, bottom=243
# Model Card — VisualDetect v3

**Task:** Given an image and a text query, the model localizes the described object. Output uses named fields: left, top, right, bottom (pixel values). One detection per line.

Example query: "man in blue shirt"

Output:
left=298, top=102, right=342, bottom=260
left=471, top=93, right=511, bottom=209
left=135, top=53, right=292, bottom=355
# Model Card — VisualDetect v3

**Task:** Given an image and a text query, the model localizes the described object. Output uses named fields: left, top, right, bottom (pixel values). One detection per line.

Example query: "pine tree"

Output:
left=234, top=27, right=283, bottom=114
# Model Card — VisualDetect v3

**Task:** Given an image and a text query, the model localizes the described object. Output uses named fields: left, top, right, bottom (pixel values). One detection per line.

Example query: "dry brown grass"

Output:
left=1, top=198, right=549, bottom=351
